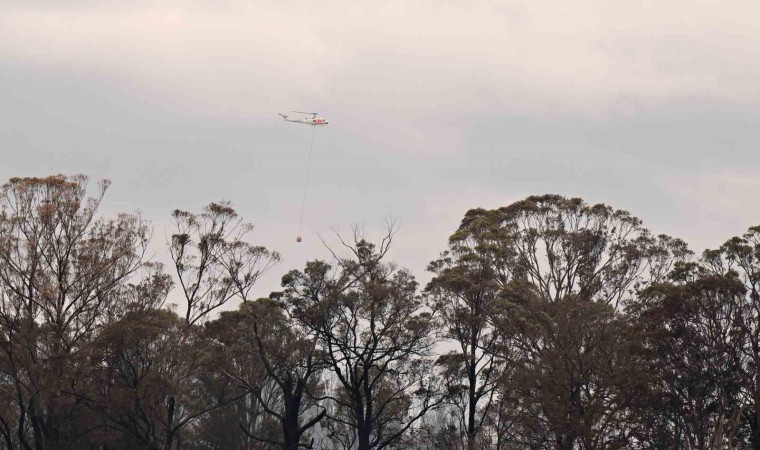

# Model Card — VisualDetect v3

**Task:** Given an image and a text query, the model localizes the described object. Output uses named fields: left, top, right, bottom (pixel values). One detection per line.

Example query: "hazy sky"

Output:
left=2, top=1, right=760, bottom=296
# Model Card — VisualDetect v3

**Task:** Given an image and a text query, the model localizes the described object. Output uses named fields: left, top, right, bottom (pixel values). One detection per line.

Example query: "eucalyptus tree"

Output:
left=492, top=283, right=649, bottom=449
left=701, top=226, right=760, bottom=449
left=0, top=175, right=158, bottom=449
left=206, top=298, right=327, bottom=450
left=443, top=195, right=690, bottom=449
left=454, top=194, right=689, bottom=308
left=631, top=262, right=746, bottom=450
left=281, top=230, right=444, bottom=450
left=90, top=308, right=227, bottom=450
left=107, top=201, right=284, bottom=450
left=426, top=229, right=506, bottom=450
left=633, top=226, right=760, bottom=449
left=169, top=201, right=280, bottom=326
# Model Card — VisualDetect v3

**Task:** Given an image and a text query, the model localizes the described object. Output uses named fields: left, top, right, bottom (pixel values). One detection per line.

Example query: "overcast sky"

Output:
left=2, top=1, right=759, bottom=297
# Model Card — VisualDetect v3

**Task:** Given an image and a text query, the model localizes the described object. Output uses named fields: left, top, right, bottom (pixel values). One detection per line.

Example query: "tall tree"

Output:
left=206, top=298, right=327, bottom=450
left=702, top=226, right=760, bottom=449
left=90, top=308, right=223, bottom=450
left=632, top=262, right=746, bottom=450
left=169, top=201, right=280, bottom=326
left=443, top=195, right=690, bottom=449
left=282, top=231, right=444, bottom=450
left=455, top=194, right=689, bottom=308
left=427, top=228, right=506, bottom=450
left=635, top=227, right=760, bottom=449
left=0, top=175, right=155, bottom=449
left=86, top=201, right=279, bottom=450
left=492, top=284, right=649, bottom=449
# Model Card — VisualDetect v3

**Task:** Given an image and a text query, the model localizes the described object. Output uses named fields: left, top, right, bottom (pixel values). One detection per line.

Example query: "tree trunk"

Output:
left=282, top=404, right=300, bottom=450
left=466, top=376, right=476, bottom=450
left=466, top=335, right=478, bottom=450
left=557, top=434, right=575, bottom=450
left=29, top=399, right=46, bottom=450
left=358, top=432, right=372, bottom=450
left=467, top=434, right=477, bottom=450
left=359, top=377, right=373, bottom=450
left=354, top=398, right=371, bottom=450
left=752, top=395, right=760, bottom=450
left=357, top=412, right=371, bottom=450
left=466, top=388, right=477, bottom=450
left=164, top=396, right=176, bottom=450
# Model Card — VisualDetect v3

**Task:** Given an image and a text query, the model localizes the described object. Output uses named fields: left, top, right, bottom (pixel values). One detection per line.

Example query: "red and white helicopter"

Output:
left=278, top=111, right=329, bottom=126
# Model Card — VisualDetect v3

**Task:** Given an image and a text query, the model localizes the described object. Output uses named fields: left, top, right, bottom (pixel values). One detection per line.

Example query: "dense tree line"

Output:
left=0, top=175, right=757, bottom=449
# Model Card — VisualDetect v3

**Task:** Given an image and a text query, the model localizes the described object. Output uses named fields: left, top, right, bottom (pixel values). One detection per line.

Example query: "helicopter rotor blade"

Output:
left=292, top=111, right=318, bottom=117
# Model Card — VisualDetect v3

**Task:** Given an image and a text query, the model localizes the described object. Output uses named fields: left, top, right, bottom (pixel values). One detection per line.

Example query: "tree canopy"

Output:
left=0, top=175, right=757, bottom=450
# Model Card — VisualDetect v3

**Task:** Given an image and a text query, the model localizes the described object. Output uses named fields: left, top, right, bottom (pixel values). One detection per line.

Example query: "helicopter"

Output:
left=278, top=111, right=329, bottom=126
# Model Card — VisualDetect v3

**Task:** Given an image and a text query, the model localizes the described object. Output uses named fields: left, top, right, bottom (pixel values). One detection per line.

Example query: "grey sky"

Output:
left=2, top=1, right=759, bottom=296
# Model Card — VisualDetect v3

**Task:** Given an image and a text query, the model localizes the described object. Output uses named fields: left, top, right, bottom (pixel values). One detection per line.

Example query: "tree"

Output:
left=206, top=298, right=327, bottom=450
left=631, top=227, right=760, bottom=449
left=426, top=228, right=506, bottom=450
left=169, top=201, right=280, bottom=326
left=454, top=194, right=689, bottom=308
left=441, top=195, right=690, bottom=449
left=492, top=284, right=649, bottom=449
left=0, top=175, right=155, bottom=449
left=702, top=226, right=760, bottom=449
left=632, top=262, right=746, bottom=449
left=99, top=201, right=283, bottom=450
left=90, top=308, right=209, bottom=450
left=6, top=174, right=760, bottom=450
left=281, top=231, right=444, bottom=450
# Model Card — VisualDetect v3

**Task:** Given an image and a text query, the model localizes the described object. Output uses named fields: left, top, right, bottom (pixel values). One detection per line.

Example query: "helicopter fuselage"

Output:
left=280, top=114, right=329, bottom=126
